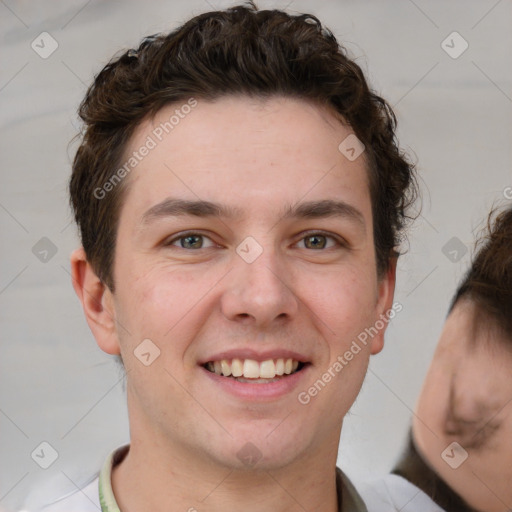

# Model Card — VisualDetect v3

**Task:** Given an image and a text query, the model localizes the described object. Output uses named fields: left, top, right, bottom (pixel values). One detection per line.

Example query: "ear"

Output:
left=369, top=257, right=397, bottom=355
left=70, top=248, right=121, bottom=355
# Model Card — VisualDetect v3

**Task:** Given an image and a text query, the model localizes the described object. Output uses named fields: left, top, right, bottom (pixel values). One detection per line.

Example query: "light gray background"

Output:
left=1, top=0, right=511, bottom=510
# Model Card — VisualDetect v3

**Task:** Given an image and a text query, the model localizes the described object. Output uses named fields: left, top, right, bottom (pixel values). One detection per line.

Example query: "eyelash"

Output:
left=164, top=230, right=347, bottom=250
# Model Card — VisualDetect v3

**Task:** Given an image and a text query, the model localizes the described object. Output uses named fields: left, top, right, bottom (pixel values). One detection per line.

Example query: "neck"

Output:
left=111, top=436, right=340, bottom=512
left=392, top=432, right=478, bottom=512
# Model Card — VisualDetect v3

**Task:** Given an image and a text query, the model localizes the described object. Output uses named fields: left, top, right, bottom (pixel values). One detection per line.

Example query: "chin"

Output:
left=206, top=431, right=308, bottom=472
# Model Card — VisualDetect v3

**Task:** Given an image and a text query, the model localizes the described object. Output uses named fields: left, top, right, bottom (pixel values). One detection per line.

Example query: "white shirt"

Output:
left=31, top=445, right=124, bottom=512
left=35, top=477, right=101, bottom=511
left=33, top=445, right=367, bottom=512
left=359, top=474, right=447, bottom=512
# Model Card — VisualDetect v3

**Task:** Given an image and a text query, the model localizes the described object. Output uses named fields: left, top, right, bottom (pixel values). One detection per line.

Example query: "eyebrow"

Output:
left=281, top=199, right=365, bottom=228
left=140, top=197, right=366, bottom=230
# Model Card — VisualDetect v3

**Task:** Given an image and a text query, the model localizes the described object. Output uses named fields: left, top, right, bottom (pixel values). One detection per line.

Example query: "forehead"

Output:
left=443, top=301, right=512, bottom=351
left=436, top=302, right=512, bottom=449
left=441, top=301, right=512, bottom=397
left=119, top=95, right=371, bottom=222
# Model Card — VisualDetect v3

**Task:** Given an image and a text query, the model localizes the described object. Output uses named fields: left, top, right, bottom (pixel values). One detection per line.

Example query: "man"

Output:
left=361, top=205, right=512, bottom=512
left=42, top=2, right=416, bottom=510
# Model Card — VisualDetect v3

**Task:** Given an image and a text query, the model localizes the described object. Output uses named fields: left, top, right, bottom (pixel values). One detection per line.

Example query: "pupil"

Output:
left=182, top=235, right=202, bottom=248
left=306, top=235, right=325, bottom=249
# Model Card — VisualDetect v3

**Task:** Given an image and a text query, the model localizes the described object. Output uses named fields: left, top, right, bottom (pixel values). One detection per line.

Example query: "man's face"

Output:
left=413, top=300, right=512, bottom=512
left=100, top=96, right=394, bottom=470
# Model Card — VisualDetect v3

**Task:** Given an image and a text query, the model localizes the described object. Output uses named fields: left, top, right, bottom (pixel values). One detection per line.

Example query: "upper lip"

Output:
left=198, top=348, right=310, bottom=365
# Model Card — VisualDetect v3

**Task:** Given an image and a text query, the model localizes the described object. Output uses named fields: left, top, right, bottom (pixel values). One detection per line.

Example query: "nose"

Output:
left=220, top=246, right=299, bottom=328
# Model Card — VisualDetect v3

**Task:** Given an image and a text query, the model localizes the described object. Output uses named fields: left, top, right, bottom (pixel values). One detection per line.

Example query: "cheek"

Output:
left=114, top=262, right=194, bottom=345
left=115, top=260, right=226, bottom=358
left=306, top=264, right=379, bottom=340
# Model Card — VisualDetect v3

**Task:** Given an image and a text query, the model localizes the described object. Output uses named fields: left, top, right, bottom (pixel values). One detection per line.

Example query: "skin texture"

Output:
left=71, top=96, right=396, bottom=512
left=413, top=299, right=512, bottom=512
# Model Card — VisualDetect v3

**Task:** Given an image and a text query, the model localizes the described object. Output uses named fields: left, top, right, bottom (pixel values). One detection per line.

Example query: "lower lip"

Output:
left=200, top=365, right=310, bottom=401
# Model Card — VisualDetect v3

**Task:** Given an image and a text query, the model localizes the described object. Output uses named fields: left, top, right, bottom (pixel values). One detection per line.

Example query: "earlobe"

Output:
left=70, top=248, right=121, bottom=355
left=370, top=258, right=397, bottom=355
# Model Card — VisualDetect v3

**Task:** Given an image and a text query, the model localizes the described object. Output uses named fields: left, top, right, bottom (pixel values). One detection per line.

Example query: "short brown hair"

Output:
left=70, top=2, right=417, bottom=290
left=450, top=205, right=512, bottom=338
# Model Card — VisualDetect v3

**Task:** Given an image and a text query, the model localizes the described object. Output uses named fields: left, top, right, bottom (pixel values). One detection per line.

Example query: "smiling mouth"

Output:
left=204, top=358, right=306, bottom=383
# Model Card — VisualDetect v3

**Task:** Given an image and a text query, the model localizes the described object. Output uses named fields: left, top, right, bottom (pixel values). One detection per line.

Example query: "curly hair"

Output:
left=450, top=205, right=512, bottom=338
left=70, top=1, right=418, bottom=291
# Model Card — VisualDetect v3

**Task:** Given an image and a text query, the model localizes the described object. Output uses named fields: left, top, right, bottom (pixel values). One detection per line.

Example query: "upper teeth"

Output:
left=206, top=358, right=300, bottom=379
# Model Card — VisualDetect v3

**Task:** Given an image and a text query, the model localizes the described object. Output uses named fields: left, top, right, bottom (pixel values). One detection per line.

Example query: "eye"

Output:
left=166, top=232, right=216, bottom=250
left=296, top=232, right=342, bottom=250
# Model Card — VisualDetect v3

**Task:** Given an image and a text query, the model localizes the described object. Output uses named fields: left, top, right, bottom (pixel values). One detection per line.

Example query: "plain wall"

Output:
left=1, top=0, right=511, bottom=510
